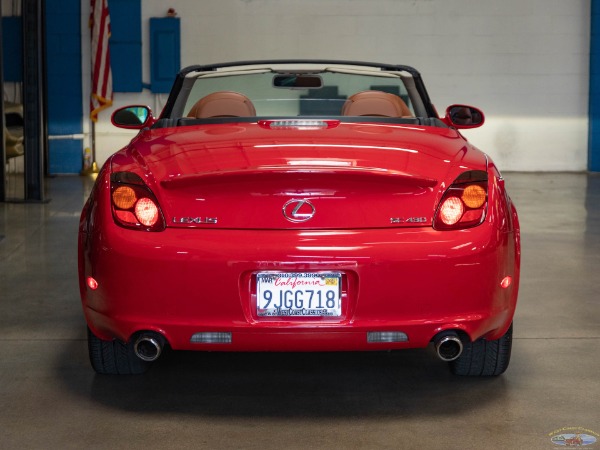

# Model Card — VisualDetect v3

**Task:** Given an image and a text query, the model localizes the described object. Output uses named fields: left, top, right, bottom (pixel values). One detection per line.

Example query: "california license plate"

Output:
left=256, top=272, right=342, bottom=317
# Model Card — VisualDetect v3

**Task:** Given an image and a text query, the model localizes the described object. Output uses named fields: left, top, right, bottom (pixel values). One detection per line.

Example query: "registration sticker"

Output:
left=256, top=272, right=342, bottom=317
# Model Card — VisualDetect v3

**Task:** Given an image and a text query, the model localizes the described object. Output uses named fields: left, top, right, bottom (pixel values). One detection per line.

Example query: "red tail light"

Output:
left=110, top=172, right=165, bottom=231
left=434, top=171, right=488, bottom=230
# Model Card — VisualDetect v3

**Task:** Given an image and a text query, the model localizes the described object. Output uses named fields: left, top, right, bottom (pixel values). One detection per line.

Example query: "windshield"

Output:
left=181, top=70, right=415, bottom=118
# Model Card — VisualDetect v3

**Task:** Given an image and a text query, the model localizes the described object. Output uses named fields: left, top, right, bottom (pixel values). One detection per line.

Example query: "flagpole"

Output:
left=84, top=0, right=111, bottom=176
left=81, top=114, right=98, bottom=175
left=91, top=120, right=98, bottom=173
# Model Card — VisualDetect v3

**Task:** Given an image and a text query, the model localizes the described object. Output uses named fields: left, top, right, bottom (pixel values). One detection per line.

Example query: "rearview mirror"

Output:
left=273, top=74, right=323, bottom=89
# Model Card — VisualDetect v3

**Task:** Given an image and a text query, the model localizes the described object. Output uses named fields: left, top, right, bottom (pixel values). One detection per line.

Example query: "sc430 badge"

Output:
left=390, top=217, right=428, bottom=224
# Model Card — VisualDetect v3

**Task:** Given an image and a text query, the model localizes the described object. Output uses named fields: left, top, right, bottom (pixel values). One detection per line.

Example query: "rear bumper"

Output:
left=79, top=223, right=519, bottom=351
left=83, top=309, right=513, bottom=352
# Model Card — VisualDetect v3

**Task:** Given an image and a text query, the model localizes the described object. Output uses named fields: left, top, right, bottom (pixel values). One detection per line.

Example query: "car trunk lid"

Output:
left=112, top=122, right=486, bottom=230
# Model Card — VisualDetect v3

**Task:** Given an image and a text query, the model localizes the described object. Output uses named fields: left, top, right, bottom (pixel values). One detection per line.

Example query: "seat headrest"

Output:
left=187, top=91, right=256, bottom=118
left=341, top=90, right=412, bottom=117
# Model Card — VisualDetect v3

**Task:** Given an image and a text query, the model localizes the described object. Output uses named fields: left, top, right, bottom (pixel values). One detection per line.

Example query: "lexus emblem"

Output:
left=282, top=199, right=316, bottom=223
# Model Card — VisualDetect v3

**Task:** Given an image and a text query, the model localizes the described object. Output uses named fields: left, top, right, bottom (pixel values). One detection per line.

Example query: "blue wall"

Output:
left=150, top=17, right=180, bottom=93
left=46, top=0, right=83, bottom=174
left=1, top=16, right=22, bottom=82
left=109, top=0, right=142, bottom=92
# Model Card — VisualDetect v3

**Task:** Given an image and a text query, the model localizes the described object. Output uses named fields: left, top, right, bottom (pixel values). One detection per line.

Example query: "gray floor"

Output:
left=0, top=172, right=599, bottom=450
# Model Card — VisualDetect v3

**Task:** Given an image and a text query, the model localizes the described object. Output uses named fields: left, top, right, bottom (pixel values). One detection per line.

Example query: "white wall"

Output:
left=82, top=0, right=591, bottom=172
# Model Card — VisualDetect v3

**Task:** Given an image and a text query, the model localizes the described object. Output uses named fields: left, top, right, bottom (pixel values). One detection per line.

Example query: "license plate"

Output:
left=256, top=272, right=342, bottom=317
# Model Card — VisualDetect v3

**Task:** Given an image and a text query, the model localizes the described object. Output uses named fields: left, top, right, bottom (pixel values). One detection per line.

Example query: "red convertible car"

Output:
left=78, top=60, right=520, bottom=376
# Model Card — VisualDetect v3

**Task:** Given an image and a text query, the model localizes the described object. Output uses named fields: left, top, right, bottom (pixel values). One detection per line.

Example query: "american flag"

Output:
left=90, top=0, right=113, bottom=122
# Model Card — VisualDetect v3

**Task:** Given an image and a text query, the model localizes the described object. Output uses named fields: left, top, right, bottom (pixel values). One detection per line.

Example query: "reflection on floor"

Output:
left=0, top=173, right=599, bottom=449
left=3, top=161, right=25, bottom=201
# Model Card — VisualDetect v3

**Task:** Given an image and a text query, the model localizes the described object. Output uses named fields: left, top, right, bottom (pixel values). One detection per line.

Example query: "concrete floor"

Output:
left=0, top=172, right=599, bottom=449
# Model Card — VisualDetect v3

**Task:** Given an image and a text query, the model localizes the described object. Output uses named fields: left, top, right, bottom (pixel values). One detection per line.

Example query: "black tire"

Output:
left=450, top=323, right=513, bottom=376
left=87, top=327, right=151, bottom=375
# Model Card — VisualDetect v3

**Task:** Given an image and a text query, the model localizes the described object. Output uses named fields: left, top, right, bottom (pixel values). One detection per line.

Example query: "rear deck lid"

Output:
left=112, top=122, right=486, bottom=229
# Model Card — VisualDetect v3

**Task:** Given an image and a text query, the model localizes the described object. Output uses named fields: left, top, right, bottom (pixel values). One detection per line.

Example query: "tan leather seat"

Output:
left=341, top=90, right=412, bottom=117
left=187, top=91, right=256, bottom=118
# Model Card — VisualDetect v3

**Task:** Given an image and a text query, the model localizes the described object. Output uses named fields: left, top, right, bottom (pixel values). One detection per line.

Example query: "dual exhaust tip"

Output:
left=434, top=331, right=464, bottom=362
left=134, top=333, right=165, bottom=362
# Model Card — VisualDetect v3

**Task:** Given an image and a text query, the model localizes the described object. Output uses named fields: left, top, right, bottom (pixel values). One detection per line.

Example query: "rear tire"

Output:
left=87, top=327, right=151, bottom=375
left=450, top=323, right=513, bottom=376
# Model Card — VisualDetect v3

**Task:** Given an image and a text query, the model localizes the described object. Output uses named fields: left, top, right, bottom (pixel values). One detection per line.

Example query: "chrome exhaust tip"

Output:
left=134, top=333, right=164, bottom=362
left=434, top=332, right=463, bottom=362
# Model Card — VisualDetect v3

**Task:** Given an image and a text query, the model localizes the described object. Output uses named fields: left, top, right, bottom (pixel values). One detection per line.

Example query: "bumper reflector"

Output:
left=190, top=332, right=232, bottom=344
left=500, top=276, right=513, bottom=288
left=86, top=277, right=98, bottom=290
left=367, top=331, right=409, bottom=343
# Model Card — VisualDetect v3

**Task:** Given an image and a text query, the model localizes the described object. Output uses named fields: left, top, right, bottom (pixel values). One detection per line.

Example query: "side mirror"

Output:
left=445, top=105, right=485, bottom=129
left=111, top=105, right=154, bottom=129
